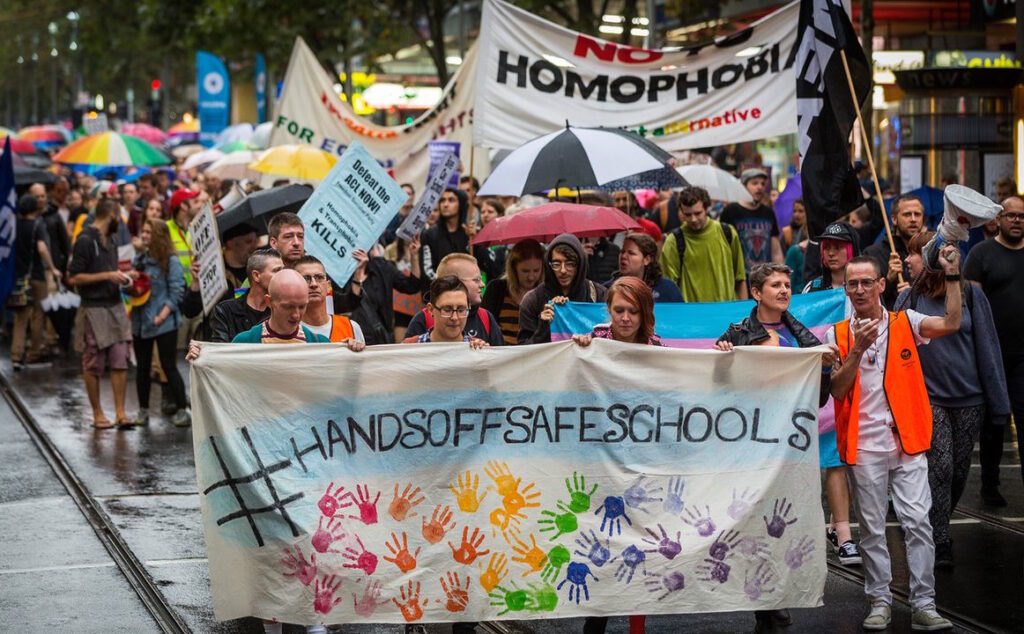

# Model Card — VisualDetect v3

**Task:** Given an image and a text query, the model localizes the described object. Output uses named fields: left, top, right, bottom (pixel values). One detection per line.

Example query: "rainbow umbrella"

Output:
left=0, top=135, right=43, bottom=154
left=18, top=125, right=71, bottom=149
left=53, top=132, right=171, bottom=167
left=121, top=122, right=167, bottom=145
left=0, top=126, right=17, bottom=138
left=168, top=119, right=199, bottom=135
left=250, top=144, right=336, bottom=183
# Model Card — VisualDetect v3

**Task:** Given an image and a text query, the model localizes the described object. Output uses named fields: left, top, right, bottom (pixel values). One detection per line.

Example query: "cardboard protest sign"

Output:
left=191, top=341, right=827, bottom=625
left=428, top=141, right=461, bottom=188
left=189, top=203, right=229, bottom=315
left=396, top=149, right=460, bottom=242
left=298, top=142, right=408, bottom=285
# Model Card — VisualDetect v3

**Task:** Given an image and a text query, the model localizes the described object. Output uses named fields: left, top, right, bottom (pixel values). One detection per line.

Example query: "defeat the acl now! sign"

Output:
left=474, top=0, right=798, bottom=151
left=190, top=341, right=826, bottom=625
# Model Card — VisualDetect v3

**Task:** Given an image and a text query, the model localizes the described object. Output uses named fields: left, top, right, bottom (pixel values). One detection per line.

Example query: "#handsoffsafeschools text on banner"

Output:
left=297, top=141, right=408, bottom=285
left=191, top=341, right=827, bottom=625
left=473, top=0, right=798, bottom=152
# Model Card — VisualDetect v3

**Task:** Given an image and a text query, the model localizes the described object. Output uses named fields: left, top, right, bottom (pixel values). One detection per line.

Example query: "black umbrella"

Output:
left=216, top=183, right=314, bottom=236
left=14, top=164, right=55, bottom=185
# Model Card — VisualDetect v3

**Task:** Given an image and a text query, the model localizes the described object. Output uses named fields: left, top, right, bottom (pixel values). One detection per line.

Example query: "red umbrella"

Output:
left=0, top=136, right=42, bottom=154
left=471, top=202, right=641, bottom=247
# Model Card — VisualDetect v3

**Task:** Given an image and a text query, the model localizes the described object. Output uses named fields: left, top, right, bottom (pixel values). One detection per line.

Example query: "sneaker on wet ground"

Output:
left=862, top=601, right=892, bottom=631
left=837, top=540, right=862, bottom=566
left=171, top=409, right=191, bottom=427
left=912, top=606, right=953, bottom=631
left=134, top=408, right=150, bottom=426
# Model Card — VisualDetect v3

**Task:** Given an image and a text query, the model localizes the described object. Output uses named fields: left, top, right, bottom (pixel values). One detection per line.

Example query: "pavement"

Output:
left=0, top=353, right=1021, bottom=633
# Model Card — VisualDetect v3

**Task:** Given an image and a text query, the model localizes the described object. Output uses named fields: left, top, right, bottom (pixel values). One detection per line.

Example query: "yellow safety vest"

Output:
left=167, top=219, right=193, bottom=286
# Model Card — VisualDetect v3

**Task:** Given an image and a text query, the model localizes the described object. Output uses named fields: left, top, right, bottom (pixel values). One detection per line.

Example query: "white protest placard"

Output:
left=83, top=113, right=109, bottom=136
left=297, top=142, right=408, bottom=285
left=396, top=150, right=460, bottom=241
left=189, top=202, right=229, bottom=315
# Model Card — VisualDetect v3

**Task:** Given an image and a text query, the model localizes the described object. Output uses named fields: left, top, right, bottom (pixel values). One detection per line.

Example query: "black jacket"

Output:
left=209, top=294, right=269, bottom=343
left=717, top=306, right=831, bottom=407
left=350, top=257, right=422, bottom=345
left=43, top=206, right=71, bottom=273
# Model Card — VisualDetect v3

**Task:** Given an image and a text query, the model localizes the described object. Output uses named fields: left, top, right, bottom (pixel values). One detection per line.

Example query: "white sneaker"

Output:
left=912, top=606, right=952, bottom=631
left=863, top=601, right=892, bottom=630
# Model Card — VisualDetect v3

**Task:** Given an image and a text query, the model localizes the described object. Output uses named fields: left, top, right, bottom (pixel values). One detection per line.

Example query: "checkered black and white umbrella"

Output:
left=478, top=125, right=678, bottom=196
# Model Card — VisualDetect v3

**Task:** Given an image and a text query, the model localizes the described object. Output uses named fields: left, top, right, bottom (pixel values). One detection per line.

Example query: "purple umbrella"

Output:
left=774, top=177, right=803, bottom=229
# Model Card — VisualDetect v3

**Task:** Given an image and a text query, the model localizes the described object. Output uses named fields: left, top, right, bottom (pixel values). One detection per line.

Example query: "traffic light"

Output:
left=148, top=78, right=162, bottom=126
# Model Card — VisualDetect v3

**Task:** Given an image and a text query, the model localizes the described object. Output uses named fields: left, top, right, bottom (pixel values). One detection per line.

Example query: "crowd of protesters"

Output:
left=5, top=147, right=1023, bottom=633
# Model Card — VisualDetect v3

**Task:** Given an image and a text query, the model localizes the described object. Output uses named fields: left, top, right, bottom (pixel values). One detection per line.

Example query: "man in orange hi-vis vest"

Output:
left=827, top=248, right=962, bottom=632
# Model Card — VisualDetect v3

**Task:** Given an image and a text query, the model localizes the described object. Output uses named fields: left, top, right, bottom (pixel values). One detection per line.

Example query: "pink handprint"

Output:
left=347, top=483, right=381, bottom=525
left=353, top=579, right=384, bottom=618
left=313, top=574, right=342, bottom=615
left=342, top=535, right=379, bottom=575
left=317, top=482, right=352, bottom=518
left=280, top=545, right=317, bottom=586
left=311, top=515, right=346, bottom=554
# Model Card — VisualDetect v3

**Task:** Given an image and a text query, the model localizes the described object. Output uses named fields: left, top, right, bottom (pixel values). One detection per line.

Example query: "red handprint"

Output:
left=441, top=571, right=470, bottom=613
left=449, top=525, right=490, bottom=565
left=313, top=574, right=342, bottom=615
left=389, top=483, right=425, bottom=521
left=342, top=535, right=378, bottom=576
left=347, top=483, right=381, bottom=525
left=317, top=482, right=352, bottom=518
left=280, top=544, right=317, bottom=586
left=391, top=580, right=425, bottom=622
left=352, top=579, right=384, bottom=618
left=311, top=515, right=346, bottom=554
left=422, top=504, right=455, bottom=544
left=383, top=531, right=420, bottom=573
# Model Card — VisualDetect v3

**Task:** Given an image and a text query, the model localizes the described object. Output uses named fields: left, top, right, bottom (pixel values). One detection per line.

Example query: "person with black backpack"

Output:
left=658, top=186, right=747, bottom=302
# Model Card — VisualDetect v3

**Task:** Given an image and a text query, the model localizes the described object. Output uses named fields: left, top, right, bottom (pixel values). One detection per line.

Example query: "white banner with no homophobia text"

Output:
left=189, top=203, right=229, bottom=316
left=473, top=0, right=799, bottom=151
left=191, top=341, right=826, bottom=625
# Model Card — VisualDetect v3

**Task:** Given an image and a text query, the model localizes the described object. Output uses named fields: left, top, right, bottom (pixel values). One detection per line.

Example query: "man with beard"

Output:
left=720, top=168, right=784, bottom=269
left=964, top=195, right=1024, bottom=507
left=864, top=194, right=925, bottom=308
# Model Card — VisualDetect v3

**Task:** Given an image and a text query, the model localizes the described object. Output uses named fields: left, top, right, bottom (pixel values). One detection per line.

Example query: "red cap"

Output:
left=169, top=188, right=200, bottom=211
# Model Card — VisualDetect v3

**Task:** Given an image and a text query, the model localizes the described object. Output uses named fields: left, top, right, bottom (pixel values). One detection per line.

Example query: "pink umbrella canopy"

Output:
left=121, top=122, right=167, bottom=145
left=471, top=202, right=640, bottom=247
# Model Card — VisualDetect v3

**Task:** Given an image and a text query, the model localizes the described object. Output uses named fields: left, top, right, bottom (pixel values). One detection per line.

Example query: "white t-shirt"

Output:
left=826, top=310, right=930, bottom=453
left=303, top=318, right=365, bottom=344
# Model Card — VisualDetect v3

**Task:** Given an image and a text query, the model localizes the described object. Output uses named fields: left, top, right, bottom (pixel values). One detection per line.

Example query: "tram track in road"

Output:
left=0, top=372, right=191, bottom=634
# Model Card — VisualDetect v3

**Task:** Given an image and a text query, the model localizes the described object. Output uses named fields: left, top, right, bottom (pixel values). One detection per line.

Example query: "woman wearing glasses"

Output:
left=403, top=275, right=489, bottom=348
left=518, top=233, right=608, bottom=344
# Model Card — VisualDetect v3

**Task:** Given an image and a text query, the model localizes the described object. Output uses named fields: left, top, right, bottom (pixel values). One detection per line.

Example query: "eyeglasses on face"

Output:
left=301, top=273, right=328, bottom=284
left=549, top=260, right=578, bottom=272
left=845, top=278, right=879, bottom=291
left=1000, top=212, right=1024, bottom=223
left=435, top=306, right=470, bottom=317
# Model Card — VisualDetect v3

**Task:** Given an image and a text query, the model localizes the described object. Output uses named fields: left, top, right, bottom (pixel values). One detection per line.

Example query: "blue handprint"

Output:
left=613, top=545, right=647, bottom=584
left=574, top=529, right=611, bottom=568
left=623, top=475, right=663, bottom=514
left=557, top=561, right=598, bottom=604
left=595, top=495, right=632, bottom=536
left=663, top=476, right=685, bottom=515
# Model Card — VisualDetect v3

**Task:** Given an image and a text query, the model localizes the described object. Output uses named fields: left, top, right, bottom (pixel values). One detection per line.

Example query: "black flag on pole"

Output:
left=796, top=0, right=872, bottom=239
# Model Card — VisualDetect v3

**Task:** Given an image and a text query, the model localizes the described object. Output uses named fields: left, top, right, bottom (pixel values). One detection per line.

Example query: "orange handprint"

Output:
left=502, top=481, right=541, bottom=514
left=388, top=483, right=425, bottom=522
left=383, top=531, right=420, bottom=573
left=489, top=506, right=527, bottom=535
left=449, top=525, right=490, bottom=565
left=449, top=470, right=487, bottom=513
left=441, top=571, right=470, bottom=613
left=485, top=460, right=521, bottom=497
left=391, top=580, right=425, bottom=622
left=479, top=552, right=509, bottom=593
left=507, top=530, right=548, bottom=577
left=422, top=504, right=455, bottom=544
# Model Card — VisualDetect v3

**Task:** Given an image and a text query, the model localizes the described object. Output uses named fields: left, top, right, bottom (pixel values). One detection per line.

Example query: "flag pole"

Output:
left=839, top=49, right=904, bottom=284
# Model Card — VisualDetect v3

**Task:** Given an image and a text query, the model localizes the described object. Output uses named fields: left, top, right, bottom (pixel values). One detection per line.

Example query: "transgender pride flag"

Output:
left=551, top=288, right=847, bottom=348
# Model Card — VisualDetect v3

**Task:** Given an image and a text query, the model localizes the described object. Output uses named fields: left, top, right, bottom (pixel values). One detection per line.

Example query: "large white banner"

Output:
left=270, top=38, right=489, bottom=191
left=191, top=341, right=826, bottom=625
left=473, top=0, right=798, bottom=151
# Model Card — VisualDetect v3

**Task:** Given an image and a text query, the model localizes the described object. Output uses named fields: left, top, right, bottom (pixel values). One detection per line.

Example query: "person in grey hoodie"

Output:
left=897, top=231, right=1010, bottom=569
left=518, top=233, right=608, bottom=344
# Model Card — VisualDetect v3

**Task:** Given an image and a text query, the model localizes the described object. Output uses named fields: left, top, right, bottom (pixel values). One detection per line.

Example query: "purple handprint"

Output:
left=696, top=557, right=731, bottom=585
left=642, top=524, right=682, bottom=560
left=595, top=496, right=632, bottom=536
left=574, top=530, right=612, bottom=568
left=785, top=535, right=815, bottom=570
left=644, top=570, right=686, bottom=601
left=737, top=535, right=771, bottom=559
left=763, top=498, right=798, bottom=538
left=708, top=530, right=740, bottom=561
left=663, top=477, right=685, bottom=515
left=623, top=475, right=663, bottom=514
left=557, top=561, right=598, bottom=604
left=347, top=483, right=381, bottom=525
left=744, top=560, right=777, bottom=600
left=727, top=487, right=759, bottom=521
left=613, top=545, right=647, bottom=584
left=682, top=504, right=716, bottom=537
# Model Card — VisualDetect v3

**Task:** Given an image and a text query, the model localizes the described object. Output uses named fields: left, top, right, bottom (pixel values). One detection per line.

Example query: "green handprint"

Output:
left=541, top=545, right=571, bottom=583
left=561, top=472, right=598, bottom=514
left=526, top=583, right=559, bottom=612
left=539, top=509, right=578, bottom=540
left=488, top=583, right=529, bottom=616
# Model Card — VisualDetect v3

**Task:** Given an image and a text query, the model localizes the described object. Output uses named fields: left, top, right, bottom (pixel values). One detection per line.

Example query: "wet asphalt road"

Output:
left=1, top=354, right=1022, bottom=633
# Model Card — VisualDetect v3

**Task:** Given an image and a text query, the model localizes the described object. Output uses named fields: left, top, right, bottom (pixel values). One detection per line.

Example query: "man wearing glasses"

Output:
left=965, top=195, right=1024, bottom=507
left=295, top=255, right=366, bottom=347
left=403, top=275, right=489, bottom=349
left=827, top=249, right=962, bottom=632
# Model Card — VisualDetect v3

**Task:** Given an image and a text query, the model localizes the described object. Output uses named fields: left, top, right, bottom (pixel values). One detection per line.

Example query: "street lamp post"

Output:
left=48, top=21, right=59, bottom=123
left=30, top=34, right=39, bottom=124
left=15, top=35, right=24, bottom=128
left=67, top=11, right=81, bottom=126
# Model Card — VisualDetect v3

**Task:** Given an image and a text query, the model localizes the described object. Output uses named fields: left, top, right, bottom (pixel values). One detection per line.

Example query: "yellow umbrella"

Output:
left=249, top=144, right=336, bottom=183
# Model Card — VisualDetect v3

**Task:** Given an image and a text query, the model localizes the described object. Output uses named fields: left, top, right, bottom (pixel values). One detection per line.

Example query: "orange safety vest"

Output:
left=326, top=315, right=355, bottom=343
left=833, top=312, right=933, bottom=465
